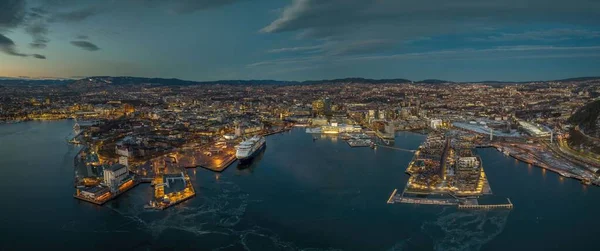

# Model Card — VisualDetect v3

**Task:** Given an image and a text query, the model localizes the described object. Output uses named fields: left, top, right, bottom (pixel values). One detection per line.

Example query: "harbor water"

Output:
left=0, top=120, right=599, bottom=250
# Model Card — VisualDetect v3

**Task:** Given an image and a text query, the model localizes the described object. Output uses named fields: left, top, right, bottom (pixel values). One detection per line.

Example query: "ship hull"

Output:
left=236, top=143, right=266, bottom=163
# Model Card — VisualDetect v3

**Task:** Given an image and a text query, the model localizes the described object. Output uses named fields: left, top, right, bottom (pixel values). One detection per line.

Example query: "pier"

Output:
left=375, top=144, right=416, bottom=153
left=387, top=189, right=397, bottom=204
left=458, top=198, right=513, bottom=210
left=196, top=154, right=237, bottom=172
left=262, top=127, right=292, bottom=136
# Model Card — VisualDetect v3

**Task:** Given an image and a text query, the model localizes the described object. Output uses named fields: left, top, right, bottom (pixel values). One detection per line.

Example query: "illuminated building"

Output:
left=104, top=164, right=128, bottom=192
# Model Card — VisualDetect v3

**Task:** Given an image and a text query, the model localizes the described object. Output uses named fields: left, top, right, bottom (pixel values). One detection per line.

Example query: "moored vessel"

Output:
left=235, top=136, right=266, bottom=163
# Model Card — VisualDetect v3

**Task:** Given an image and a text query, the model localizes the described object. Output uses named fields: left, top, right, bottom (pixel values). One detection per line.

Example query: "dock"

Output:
left=458, top=198, right=513, bottom=210
left=387, top=189, right=397, bottom=204
left=150, top=172, right=196, bottom=210
left=262, top=127, right=292, bottom=136
left=74, top=178, right=142, bottom=205
left=347, top=139, right=371, bottom=147
left=196, top=155, right=237, bottom=172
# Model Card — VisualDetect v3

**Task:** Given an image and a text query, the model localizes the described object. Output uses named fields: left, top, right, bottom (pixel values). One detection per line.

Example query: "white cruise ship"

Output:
left=235, top=136, right=266, bottom=162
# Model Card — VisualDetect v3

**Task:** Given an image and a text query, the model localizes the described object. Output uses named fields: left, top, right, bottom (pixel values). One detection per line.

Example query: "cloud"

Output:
left=0, top=33, right=46, bottom=59
left=261, top=0, right=600, bottom=58
left=76, top=35, right=89, bottom=40
left=249, top=45, right=600, bottom=70
left=326, top=39, right=394, bottom=56
left=263, top=0, right=600, bottom=36
left=49, top=7, right=99, bottom=22
left=473, top=29, right=600, bottom=42
left=247, top=55, right=324, bottom=67
left=257, top=0, right=600, bottom=70
left=139, top=0, right=245, bottom=14
left=347, top=45, right=600, bottom=61
left=268, top=39, right=397, bottom=57
left=25, top=21, right=50, bottom=49
left=0, top=33, right=28, bottom=57
left=268, top=45, right=323, bottom=53
left=70, top=40, right=100, bottom=51
left=32, top=54, right=46, bottom=59
left=0, top=0, right=26, bottom=29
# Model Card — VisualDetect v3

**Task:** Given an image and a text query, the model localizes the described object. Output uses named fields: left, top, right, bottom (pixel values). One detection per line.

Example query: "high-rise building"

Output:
left=312, top=99, right=324, bottom=115
left=312, top=97, right=332, bottom=116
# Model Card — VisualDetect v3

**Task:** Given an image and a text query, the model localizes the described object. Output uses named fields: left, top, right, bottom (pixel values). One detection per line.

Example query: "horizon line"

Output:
left=1, top=75, right=599, bottom=84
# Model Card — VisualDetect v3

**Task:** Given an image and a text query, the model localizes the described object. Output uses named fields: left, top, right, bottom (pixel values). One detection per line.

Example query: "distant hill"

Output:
left=554, top=77, right=600, bottom=82
left=415, top=79, right=453, bottom=84
left=67, top=76, right=299, bottom=87
left=2, top=75, right=599, bottom=87
left=569, top=99, right=600, bottom=130
left=302, top=77, right=411, bottom=85
left=0, top=78, right=74, bottom=86
left=67, top=76, right=411, bottom=87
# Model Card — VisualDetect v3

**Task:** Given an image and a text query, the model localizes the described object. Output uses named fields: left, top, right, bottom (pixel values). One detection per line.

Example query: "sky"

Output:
left=0, top=0, right=599, bottom=82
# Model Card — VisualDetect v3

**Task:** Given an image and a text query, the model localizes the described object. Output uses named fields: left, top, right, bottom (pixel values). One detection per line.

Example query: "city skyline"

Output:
left=1, top=0, right=600, bottom=82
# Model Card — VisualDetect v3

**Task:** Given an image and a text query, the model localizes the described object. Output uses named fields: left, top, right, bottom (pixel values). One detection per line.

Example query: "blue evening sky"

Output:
left=0, top=0, right=599, bottom=81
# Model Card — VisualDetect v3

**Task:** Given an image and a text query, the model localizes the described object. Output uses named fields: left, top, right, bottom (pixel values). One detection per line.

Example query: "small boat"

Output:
left=144, top=201, right=159, bottom=210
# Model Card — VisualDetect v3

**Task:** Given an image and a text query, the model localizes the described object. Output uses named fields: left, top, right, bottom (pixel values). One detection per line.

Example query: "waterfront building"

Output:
left=455, top=157, right=481, bottom=192
left=322, top=125, right=340, bottom=134
left=78, top=186, right=110, bottom=200
left=430, top=119, right=443, bottom=129
left=235, top=122, right=264, bottom=136
left=104, top=164, right=128, bottom=192
left=312, top=117, right=328, bottom=126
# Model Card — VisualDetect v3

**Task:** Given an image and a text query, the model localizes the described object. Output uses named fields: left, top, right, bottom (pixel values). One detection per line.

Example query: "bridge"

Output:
left=375, top=144, right=416, bottom=153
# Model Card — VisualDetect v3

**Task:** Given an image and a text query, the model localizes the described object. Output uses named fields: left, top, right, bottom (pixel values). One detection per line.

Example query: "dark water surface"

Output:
left=0, top=121, right=598, bottom=250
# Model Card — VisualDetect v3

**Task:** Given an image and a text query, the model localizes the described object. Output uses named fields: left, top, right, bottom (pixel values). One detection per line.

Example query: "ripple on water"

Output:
left=388, top=208, right=510, bottom=251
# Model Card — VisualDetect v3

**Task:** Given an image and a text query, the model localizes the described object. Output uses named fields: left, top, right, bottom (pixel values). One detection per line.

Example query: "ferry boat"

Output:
left=235, top=136, right=266, bottom=163
left=305, top=127, right=322, bottom=134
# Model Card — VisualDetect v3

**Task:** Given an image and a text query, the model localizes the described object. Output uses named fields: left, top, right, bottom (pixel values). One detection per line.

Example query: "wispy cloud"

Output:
left=247, top=56, right=324, bottom=67
left=260, top=0, right=600, bottom=60
left=472, top=29, right=600, bottom=42
left=25, top=21, right=50, bottom=49
left=48, top=7, right=99, bottom=23
left=0, top=33, right=28, bottom=57
left=0, top=33, right=46, bottom=59
left=250, top=45, right=600, bottom=69
left=347, top=45, right=600, bottom=61
left=70, top=40, right=100, bottom=51
left=0, top=0, right=26, bottom=29
left=268, top=45, right=323, bottom=53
